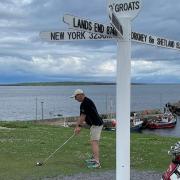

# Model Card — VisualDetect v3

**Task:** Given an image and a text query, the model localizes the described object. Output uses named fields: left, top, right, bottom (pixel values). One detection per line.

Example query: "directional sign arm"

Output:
left=131, top=31, right=180, bottom=51
left=108, top=7, right=123, bottom=38
left=63, top=14, right=72, bottom=26
left=39, top=29, right=180, bottom=51
left=111, top=13, right=123, bottom=36
left=63, top=14, right=118, bottom=37
left=39, top=30, right=115, bottom=41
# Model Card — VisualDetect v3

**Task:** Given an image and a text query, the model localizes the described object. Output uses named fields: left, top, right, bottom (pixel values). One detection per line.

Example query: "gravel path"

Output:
left=43, top=169, right=162, bottom=180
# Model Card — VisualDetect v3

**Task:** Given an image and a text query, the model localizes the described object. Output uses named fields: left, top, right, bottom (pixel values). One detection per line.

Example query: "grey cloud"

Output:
left=0, top=0, right=180, bottom=83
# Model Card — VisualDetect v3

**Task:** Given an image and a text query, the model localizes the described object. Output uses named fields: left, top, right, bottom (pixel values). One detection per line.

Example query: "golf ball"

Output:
left=36, top=162, right=42, bottom=166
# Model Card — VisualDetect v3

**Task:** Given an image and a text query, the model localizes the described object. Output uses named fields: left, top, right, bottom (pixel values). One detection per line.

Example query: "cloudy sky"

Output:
left=0, top=0, right=180, bottom=84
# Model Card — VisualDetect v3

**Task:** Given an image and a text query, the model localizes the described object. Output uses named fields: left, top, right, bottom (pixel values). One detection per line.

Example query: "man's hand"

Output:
left=74, top=127, right=81, bottom=135
left=74, top=114, right=85, bottom=135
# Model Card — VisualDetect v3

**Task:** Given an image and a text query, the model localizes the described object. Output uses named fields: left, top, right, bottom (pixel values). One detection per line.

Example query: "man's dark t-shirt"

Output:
left=80, top=97, right=103, bottom=126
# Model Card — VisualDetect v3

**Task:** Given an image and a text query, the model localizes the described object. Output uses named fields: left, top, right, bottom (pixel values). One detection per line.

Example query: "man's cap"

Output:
left=70, top=89, right=84, bottom=98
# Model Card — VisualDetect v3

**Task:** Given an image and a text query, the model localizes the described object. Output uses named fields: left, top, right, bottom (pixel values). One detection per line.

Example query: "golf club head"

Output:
left=36, top=161, right=43, bottom=166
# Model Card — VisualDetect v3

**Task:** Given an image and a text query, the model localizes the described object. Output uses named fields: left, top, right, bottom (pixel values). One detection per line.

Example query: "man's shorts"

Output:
left=90, top=125, right=103, bottom=141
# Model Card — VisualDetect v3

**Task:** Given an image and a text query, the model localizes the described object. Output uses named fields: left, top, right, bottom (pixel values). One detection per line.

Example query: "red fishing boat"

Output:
left=147, top=108, right=177, bottom=129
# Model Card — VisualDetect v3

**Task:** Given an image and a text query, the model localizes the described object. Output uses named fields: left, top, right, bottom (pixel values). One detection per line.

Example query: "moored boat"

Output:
left=103, top=118, right=116, bottom=131
left=147, top=108, right=177, bottom=129
left=130, top=113, right=143, bottom=132
left=103, top=113, right=144, bottom=132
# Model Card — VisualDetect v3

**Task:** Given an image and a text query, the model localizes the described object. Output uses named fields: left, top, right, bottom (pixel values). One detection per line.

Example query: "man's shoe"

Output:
left=85, top=155, right=95, bottom=164
left=85, top=158, right=96, bottom=164
left=87, top=161, right=101, bottom=168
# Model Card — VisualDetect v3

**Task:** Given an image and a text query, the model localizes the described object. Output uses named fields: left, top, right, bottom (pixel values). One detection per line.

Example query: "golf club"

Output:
left=36, top=132, right=75, bottom=166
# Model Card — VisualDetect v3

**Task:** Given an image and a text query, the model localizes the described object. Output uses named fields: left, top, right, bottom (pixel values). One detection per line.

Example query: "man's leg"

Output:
left=90, top=125, right=103, bottom=163
left=91, top=140, right=100, bottom=163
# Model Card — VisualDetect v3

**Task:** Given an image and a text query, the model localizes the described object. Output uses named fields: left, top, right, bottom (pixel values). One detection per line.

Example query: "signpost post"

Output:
left=116, top=18, right=131, bottom=180
left=39, top=1, right=180, bottom=179
left=107, top=0, right=142, bottom=179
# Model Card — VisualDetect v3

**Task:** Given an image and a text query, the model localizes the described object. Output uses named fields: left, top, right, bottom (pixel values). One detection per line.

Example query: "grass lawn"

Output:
left=0, top=121, right=115, bottom=180
left=131, top=133, right=179, bottom=171
left=0, top=121, right=179, bottom=179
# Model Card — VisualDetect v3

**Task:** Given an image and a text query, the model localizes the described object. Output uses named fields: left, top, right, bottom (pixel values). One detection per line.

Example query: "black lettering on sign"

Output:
left=89, top=33, right=113, bottom=40
left=157, top=38, right=166, bottom=46
left=124, top=3, right=129, bottom=11
left=176, top=42, right=180, bottom=49
left=157, top=38, right=175, bottom=48
left=106, top=26, right=118, bottom=36
left=76, top=31, right=86, bottom=39
left=115, top=1, right=140, bottom=12
left=73, top=18, right=92, bottom=31
left=89, top=33, right=93, bottom=39
left=128, top=2, right=133, bottom=10
left=100, top=34, right=112, bottom=39
left=168, top=41, right=175, bottom=48
left=51, top=32, right=64, bottom=40
left=131, top=32, right=136, bottom=39
left=149, top=36, right=155, bottom=44
left=94, top=34, right=98, bottom=39
left=115, top=4, right=121, bottom=12
left=135, top=1, right=140, bottom=9
left=80, top=31, right=86, bottom=39
left=94, top=23, right=104, bottom=33
left=67, top=31, right=86, bottom=40
left=67, top=32, right=75, bottom=39
left=131, top=32, right=147, bottom=42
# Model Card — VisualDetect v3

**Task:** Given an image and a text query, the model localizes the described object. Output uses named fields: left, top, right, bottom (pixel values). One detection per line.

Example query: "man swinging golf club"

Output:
left=71, top=89, right=104, bottom=168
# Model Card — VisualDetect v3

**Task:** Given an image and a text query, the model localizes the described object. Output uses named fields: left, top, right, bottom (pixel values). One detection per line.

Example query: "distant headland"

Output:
left=0, top=81, right=145, bottom=86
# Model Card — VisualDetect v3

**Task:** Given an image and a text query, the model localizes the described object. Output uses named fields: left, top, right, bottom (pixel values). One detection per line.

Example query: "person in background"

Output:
left=71, top=89, right=104, bottom=168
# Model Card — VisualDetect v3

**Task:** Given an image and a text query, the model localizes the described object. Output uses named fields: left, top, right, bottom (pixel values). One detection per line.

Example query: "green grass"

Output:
left=131, top=133, right=179, bottom=171
left=0, top=122, right=115, bottom=180
left=0, top=121, right=179, bottom=179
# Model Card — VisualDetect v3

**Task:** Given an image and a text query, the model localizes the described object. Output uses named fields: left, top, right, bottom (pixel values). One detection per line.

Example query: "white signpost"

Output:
left=107, top=0, right=142, bottom=180
left=39, top=0, right=180, bottom=179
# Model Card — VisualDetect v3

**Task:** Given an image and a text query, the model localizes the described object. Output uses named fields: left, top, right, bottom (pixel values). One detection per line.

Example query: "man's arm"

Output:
left=74, top=114, right=86, bottom=135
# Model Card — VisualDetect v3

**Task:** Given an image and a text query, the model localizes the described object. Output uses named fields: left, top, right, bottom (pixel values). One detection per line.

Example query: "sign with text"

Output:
left=39, top=30, right=180, bottom=51
left=108, top=0, right=142, bottom=20
left=131, top=31, right=180, bottom=51
left=63, top=14, right=118, bottom=37
left=39, top=31, right=114, bottom=41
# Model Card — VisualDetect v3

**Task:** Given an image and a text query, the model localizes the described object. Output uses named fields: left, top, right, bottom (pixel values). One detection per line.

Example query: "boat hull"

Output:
left=130, top=121, right=143, bottom=132
left=147, top=119, right=177, bottom=129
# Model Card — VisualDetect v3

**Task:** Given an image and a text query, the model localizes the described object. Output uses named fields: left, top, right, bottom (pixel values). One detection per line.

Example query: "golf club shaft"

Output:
left=43, top=133, right=75, bottom=163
